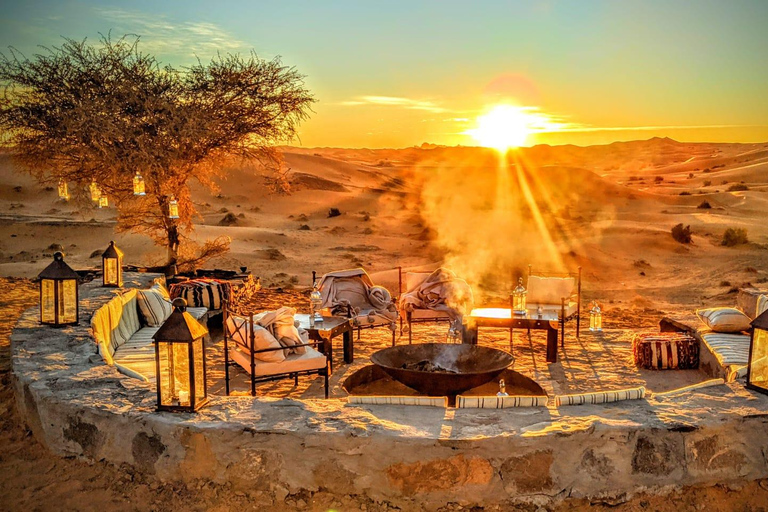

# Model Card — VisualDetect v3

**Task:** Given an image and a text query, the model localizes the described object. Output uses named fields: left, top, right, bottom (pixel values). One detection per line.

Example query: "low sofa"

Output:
left=91, top=282, right=208, bottom=383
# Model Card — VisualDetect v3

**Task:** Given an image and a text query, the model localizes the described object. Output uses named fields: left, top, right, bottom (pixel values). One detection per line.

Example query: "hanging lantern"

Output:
left=101, top=240, right=124, bottom=287
left=38, top=251, right=79, bottom=326
left=153, top=298, right=209, bottom=412
left=89, top=181, right=101, bottom=203
left=511, top=277, right=527, bottom=315
left=746, top=310, right=768, bottom=396
left=98, top=195, right=109, bottom=208
left=168, top=196, right=179, bottom=219
left=57, top=179, right=69, bottom=201
left=133, top=172, right=146, bottom=196
left=589, top=301, right=603, bottom=332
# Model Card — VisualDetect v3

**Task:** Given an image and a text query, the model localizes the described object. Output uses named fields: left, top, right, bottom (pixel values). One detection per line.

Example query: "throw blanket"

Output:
left=398, top=268, right=474, bottom=323
left=254, top=306, right=308, bottom=356
left=318, top=268, right=398, bottom=328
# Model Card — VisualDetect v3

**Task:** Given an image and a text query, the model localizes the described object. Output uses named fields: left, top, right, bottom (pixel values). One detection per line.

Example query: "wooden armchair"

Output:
left=223, top=302, right=330, bottom=398
left=397, top=267, right=453, bottom=344
left=524, top=265, right=582, bottom=346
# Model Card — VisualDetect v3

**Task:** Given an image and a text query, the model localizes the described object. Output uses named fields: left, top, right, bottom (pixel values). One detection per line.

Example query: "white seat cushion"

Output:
left=700, top=331, right=751, bottom=367
left=409, top=309, right=451, bottom=320
left=187, top=306, right=208, bottom=321
left=230, top=346, right=327, bottom=377
left=112, top=327, right=160, bottom=382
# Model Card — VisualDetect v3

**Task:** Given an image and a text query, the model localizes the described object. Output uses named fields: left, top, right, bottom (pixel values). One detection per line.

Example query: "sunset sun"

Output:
left=467, top=105, right=535, bottom=150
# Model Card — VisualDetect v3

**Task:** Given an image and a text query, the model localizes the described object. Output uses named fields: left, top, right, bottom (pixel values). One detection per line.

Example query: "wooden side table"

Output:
left=465, top=308, right=560, bottom=363
left=294, top=315, right=354, bottom=373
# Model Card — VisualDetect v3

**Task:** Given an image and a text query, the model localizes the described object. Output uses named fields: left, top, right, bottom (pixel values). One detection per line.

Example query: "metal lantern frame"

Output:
left=38, top=251, right=79, bottom=326
left=101, top=240, right=124, bottom=287
left=511, top=277, right=527, bottom=315
left=89, top=181, right=101, bottom=202
left=746, top=310, right=768, bottom=396
left=57, top=179, right=69, bottom=201
left=98, top=195, right=109, bottom=208
left=589, top=301, right=603, bottom=332
left=153, top=298, right=210, bottom=412
left=168, top=195, right=180, bottom=219
left=133, top=171, right=146, bottom=196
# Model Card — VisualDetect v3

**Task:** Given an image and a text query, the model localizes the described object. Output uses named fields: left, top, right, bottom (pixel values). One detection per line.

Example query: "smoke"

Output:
left=411, top=148, right=614, bottom=301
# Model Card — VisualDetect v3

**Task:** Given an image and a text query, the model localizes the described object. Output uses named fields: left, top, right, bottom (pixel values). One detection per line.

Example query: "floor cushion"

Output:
left=696, top=307, right=751, bottom=333
left=633, top=332, right=699, bottom=370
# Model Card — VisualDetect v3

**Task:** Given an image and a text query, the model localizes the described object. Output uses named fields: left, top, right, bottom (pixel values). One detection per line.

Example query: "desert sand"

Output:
left=3, top=137, right=768, bottom=510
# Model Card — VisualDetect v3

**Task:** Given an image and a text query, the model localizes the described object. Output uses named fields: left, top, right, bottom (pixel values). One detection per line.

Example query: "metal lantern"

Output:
left=309, top=271, right=323, bottom=326
left=511, top=277, right=527, bottom=315
left=589, top=301, right=602, bottom=332
left=89, top=181, right=101, bottom=202
left=38, top=251, right=79, bottom=326
left=168, top=196, right=179, bottom=219
left=153, top=298, right=209, bottom=412
left=98, top=195, right=109, bottom=208
left=57, top=179, right=69, bottom=201
left=133, top=172, right=146, bottom=196
left=746, top=310, right=768, bottom=396
left=101, top=241, right=123, bottom=287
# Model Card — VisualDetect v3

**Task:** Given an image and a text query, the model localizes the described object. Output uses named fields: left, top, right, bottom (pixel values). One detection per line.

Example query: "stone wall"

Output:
left=11, top=274, right=768, bottom=509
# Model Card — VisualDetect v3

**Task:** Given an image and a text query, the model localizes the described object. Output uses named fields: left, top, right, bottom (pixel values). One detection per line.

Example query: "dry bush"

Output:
left=697, top=201, right=712, bottom=209
left=671, top=223, right=692, bottom=244
left=722, top=228, right=748, bottom=247
left=727, top=183, right=749, bottom=192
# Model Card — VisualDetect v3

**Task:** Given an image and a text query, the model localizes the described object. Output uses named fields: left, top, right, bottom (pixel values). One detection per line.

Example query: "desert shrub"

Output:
left=671, top=223, right=692, bottom=244
left=703, top=180, right=712, bottom=187
left=697, top=201, right=712, bottom=209
left=679, top=191, right=691, bottom=196
left=654, top=176, right=664, bottom=183
left=719, top=280, right=731, bottom=287
left=298, top=224, right=310, bottom=230
left=721, top=180, right=729, bottom=185
left=628, top=176, right=639, bottom=181
left=702, top=168, right=712, bottom=173
left=328, top=208, right=341, bottom=218
left=727, top=183, right=749, bottom=191
left=721, top=227, right=748, bottom=247
left=688, top=172, right=694, bottom=179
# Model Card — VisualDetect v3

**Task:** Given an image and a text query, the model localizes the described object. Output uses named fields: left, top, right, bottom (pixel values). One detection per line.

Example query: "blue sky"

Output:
left=2, top=0, right=767, bottom=147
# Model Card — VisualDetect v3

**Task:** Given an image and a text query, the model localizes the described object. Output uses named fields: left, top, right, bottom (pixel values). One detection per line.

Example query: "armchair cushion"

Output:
left=225, top=315, right=286, bottom=363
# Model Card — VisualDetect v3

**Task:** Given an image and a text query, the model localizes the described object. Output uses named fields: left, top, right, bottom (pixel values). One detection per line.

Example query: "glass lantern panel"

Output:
left=58, top=180, right=69, bottom=200
left=133, top=174, right=145, bottom=195
left=513, top=295, right=526, bottom=311
left=59, top=279, right=77, bottom=324
left=750, top=329, right=768, bottom=388
left=41, top=279, right=55, bottom=323
left=104, top=258, right=118, bottom=285
left=193, top=337, right=206, bottom=402
left=158, top=342, right=192, bottom=407
left=168, top=201, right=179, bottom=219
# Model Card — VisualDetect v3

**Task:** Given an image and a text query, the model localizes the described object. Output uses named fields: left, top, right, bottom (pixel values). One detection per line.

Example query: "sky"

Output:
left=1, top=0, right=767, bottom=148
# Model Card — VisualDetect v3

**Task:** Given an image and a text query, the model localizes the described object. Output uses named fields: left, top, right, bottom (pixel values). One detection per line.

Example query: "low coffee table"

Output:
left=294, top=315, right=354, bottom=372
left=464, top=308, right=560, bottom=363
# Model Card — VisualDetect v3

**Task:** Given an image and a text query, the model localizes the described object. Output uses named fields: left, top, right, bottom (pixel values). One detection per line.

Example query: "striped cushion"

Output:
left=758, top=295, right=768, bottom=317
left=138, top=284, right=173, bottom=326
left=700, top=331, right=751, bottom=381
left=170, top=279, right=231, bottom=310
left=555, top=387, right=645, bottom=406
left=348, top=395, right=447, bottom=407
left=696, top=307, right=751, bottom=333
left=457, top=395, right=548, bottom=408
left=633, top=332, right=699, bottom=370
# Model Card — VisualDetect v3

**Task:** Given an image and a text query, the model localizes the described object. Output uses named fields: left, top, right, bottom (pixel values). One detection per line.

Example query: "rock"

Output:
left=219, top=213, right=238, bottom=226
left=328, top=208, right=341, bottom=218
left=295, top=498, right=307, bottom=508
left=273, top=485, right=289, bottom=502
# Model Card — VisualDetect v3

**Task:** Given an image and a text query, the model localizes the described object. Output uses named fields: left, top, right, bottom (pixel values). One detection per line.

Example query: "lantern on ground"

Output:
left=511, top=277, right=527, bottom=315
left=153, top=298, right=209, bottom=412
left=101, top=241, right=123, bottom=287
left=98, top=195, right=109, bottom=208
left=57, top=179, right=69, bottom=201
left=746, top=310, right=768, bottom=396
left=133, top=172, right=146, bottom=196
left=589, top=301, right=602, bottom=332
left=168, top=196, right=179, bottom=219
left=89, top=181, right=101, bottom=203
left=38, top=252, right=79, bottom=326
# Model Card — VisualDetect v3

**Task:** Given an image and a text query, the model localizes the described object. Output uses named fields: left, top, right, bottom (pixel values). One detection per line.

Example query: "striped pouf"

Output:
left=633, top=332, right=699, bottom=370
left=170, top=278, right=232, bottom=311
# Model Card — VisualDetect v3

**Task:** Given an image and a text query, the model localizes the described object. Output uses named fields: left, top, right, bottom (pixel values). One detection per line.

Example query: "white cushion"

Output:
left=230, top=346, right=326, bottom=377
left=700, top=332, right=751, bottom=367
left=138, top=284, right=172, bottom=326
left=758, top=294, right=768, bottom=317
left=186, top=306, right=208, bottom=321
left=112, top=327, right=160, bottom=382
left=225, top=315, right=285, bottom=363
left=404, top=272, right=431, bottom=293
left=526, top=276, right=575, bottom=305
left=696, top=307, right=751, bottom=333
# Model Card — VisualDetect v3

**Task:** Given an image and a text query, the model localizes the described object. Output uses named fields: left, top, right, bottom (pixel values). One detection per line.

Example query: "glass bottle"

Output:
left=590, top=301, right=602, bottom=332
left=310, top=279, right=323, bottom=326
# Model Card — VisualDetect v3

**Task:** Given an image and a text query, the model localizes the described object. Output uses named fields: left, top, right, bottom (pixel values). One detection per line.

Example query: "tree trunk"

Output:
left=167, top=222, right=180, bottom=276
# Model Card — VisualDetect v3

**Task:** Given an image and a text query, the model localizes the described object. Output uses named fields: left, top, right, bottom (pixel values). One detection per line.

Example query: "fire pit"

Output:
left=370, top=343, right=513, bottom=397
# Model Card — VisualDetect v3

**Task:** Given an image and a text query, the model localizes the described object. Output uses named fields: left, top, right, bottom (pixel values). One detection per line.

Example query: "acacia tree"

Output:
left=0, top=36, right=313, bottom=270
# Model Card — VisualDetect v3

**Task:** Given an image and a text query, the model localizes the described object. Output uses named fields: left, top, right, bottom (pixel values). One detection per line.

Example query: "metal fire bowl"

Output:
left=370, top=343, right=513, bottom=397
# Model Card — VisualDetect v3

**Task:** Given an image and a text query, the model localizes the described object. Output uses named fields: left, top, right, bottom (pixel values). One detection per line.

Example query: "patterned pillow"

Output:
left=696, top=307, right=751, bottom=333
left=138, top=284, right=173, bottom=326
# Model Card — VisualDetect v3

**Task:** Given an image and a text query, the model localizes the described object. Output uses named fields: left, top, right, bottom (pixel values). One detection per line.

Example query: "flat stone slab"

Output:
left=11, top=273, right=768, bottom=509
